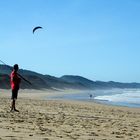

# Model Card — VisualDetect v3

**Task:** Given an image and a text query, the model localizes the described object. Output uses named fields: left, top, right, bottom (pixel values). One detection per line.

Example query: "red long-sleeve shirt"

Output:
left=10, top=71, right=21, bottom=90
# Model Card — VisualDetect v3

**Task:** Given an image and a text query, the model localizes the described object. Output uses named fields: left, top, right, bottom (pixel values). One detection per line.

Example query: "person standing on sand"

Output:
left=90, top=94, right=92, bottom=99
left=10, top=64, right=21, bottom=112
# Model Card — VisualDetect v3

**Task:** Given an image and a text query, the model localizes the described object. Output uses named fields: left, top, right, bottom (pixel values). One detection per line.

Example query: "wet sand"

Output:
left=0, top=89, right=140, bottom=140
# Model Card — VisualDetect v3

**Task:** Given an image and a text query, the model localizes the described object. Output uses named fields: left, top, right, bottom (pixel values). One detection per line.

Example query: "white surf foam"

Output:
left=94, top=89, right=140, bottom=105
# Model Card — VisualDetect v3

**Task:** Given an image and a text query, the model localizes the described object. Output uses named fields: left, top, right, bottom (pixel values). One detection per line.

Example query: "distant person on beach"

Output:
left=89, top=94, right=92, bottom=99
left=10, top=64, right=21, bottom=112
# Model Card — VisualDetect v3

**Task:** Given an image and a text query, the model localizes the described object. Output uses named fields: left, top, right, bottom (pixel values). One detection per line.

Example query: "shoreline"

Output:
left=1, top=88, right=140, bottom=108
left=1, top=88, right=140, bottom=109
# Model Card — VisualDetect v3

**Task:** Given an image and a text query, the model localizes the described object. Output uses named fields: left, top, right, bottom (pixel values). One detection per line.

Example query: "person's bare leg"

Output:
left=11, top=99, right=19, bottom=112
left=10, top=99, right=15, bottom=112
left=14, top=100, right=19, bottom=112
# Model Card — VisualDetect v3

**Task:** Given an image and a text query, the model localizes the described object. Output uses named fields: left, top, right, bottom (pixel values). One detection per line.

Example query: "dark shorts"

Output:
left=11, top=89, right=19, bottom=100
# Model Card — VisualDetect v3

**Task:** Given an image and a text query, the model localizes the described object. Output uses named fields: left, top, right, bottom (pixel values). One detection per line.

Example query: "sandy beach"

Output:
left=0, top=89, right=140, bottom=140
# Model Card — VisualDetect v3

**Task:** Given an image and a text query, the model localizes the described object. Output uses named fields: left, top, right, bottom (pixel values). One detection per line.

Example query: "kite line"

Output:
left=0, top=59, right=32, bottom=85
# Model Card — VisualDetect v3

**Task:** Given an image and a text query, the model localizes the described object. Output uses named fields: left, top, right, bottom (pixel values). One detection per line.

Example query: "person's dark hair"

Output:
left=13, top=64, right=19, bottom=70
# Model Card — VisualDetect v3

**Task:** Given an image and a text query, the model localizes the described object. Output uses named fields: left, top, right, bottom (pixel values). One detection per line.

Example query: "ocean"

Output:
left=48, top=88, right=140, bottom=108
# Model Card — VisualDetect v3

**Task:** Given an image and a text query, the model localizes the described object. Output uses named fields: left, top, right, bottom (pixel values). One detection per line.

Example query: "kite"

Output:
left=33, top=26, right=43, bottom=34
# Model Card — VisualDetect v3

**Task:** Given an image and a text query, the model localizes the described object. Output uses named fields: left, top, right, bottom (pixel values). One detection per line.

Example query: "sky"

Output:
left=1, top=0, right=140, bottom=83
